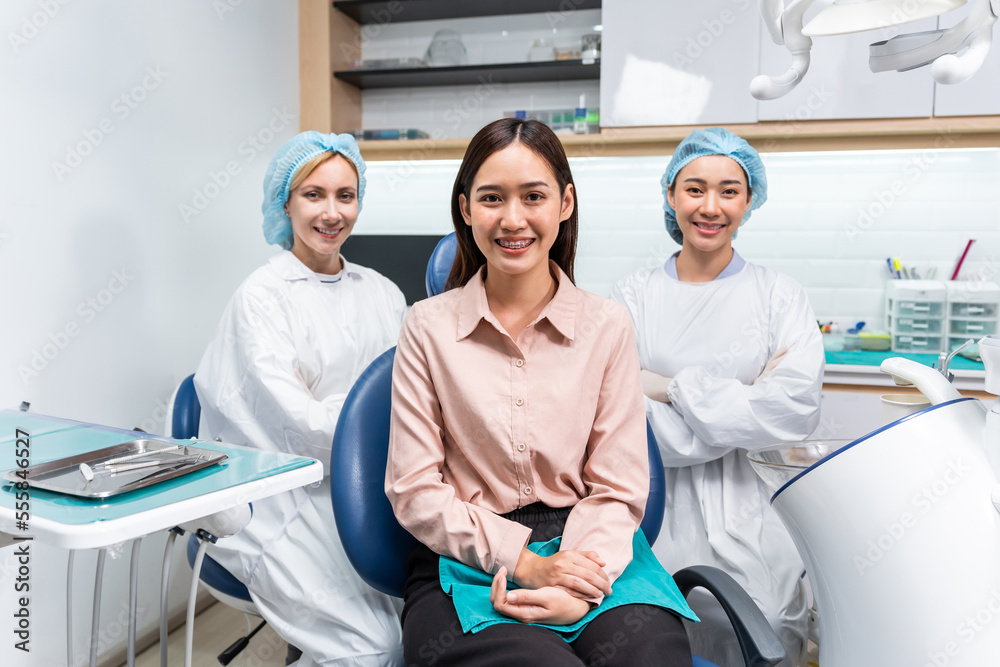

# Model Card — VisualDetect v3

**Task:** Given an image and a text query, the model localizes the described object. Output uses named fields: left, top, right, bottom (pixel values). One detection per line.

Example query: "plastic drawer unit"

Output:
left=886, top=280, right=946, bottom=353
left=946, top=281, right=1000, bottom=354
left=888, top=317, right=944, bottom=334
left=892, top=334, right=944, bottom=352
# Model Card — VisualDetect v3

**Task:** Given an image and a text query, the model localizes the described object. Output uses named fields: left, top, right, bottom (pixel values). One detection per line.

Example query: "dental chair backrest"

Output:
left=329, top=346, right=667, bottom=597
left=168, top=374, right=201, bottom=440
left=424, top=232, right=457, bottom=298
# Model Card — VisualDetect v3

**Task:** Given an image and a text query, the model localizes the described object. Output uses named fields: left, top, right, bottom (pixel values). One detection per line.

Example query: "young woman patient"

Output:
left=386, top=118, right=697, bottom=667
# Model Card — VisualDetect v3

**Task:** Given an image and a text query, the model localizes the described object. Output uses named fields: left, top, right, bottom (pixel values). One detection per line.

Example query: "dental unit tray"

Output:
left=3, top=439, right=227, bottom=499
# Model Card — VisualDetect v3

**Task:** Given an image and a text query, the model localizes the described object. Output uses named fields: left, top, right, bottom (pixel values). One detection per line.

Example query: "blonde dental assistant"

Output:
left=195, top=132, right=406, bottom=666
left=610, top=128, right=824, bottom=667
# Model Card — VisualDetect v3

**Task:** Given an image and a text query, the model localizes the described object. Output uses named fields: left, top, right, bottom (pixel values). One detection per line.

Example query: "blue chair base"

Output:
left=693, top=656, right=720, bottom=667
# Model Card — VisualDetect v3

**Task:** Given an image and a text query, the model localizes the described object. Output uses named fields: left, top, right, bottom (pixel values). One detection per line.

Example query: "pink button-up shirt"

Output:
left=386, top=262, right=649, bottom=591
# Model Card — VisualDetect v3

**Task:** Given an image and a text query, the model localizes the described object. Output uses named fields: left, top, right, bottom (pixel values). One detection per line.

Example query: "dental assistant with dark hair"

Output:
left=611, top=128, right=824, bottom=667
left=386, top=118, right=698, bottom=667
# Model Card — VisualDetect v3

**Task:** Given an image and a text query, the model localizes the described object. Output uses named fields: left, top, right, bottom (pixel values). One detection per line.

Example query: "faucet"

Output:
left=935, top=339, right=976, bottom=383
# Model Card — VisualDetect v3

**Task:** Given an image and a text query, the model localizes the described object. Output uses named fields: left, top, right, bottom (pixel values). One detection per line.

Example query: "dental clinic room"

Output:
left=4, top=1, right=1000, bottom=666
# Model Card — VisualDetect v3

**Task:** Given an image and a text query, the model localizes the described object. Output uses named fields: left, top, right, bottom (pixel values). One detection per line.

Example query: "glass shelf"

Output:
left=334, top=0, right=602, bottom=24
left=334, top=59, right=599, bottom=89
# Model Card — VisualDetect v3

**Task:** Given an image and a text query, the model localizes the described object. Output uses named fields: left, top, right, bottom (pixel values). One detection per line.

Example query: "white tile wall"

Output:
left=358, top=10, right=603, bottom=138
left=362, top=147, right=1000, bottom=329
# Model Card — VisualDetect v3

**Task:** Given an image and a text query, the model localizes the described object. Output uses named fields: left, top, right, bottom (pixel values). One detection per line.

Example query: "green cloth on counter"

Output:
left=825, top=349, right=984, bottom=370
left=438, top=531, right=699, bottom=642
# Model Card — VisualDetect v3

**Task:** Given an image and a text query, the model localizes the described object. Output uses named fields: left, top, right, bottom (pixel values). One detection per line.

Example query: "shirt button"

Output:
left=515, top=359, right=524, bottom=367
left=517, top=443, right=526, bottom=452
left=523, top=486, right=532, bottom=495
left=515, top=397, right=524, bottom=406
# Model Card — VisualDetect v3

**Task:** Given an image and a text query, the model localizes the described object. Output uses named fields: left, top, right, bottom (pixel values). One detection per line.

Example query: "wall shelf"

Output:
left=354, top=115, right=1000, bottom=161
left=333, top=0, right=602, bottom=24
left=334, top=59, right=599, bottom=89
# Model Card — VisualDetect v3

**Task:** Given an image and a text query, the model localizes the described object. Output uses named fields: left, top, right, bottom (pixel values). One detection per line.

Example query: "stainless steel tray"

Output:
left=2, top=439, right=227, bottom=498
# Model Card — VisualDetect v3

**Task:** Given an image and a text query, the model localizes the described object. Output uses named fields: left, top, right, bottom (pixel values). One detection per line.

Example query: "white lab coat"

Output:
left=611, top=253, right=824, bottom=667
left=195, top=251, right=407, bottom=667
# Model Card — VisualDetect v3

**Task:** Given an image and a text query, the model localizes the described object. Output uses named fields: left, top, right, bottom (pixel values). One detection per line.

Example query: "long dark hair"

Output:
left=446, top=118, right=578, bottom=289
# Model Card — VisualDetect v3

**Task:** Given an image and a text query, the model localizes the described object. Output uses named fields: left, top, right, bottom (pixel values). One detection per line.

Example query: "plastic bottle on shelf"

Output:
left=574, top=94, right=588, bottom=134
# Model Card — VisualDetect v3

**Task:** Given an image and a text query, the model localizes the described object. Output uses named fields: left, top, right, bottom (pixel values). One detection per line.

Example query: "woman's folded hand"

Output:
left=513, top=548, right=611, bottom=600
left=490, top=567, right=591, bottom=625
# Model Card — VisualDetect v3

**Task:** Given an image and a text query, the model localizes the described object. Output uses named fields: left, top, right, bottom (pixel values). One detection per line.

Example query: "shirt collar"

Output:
left=664, top=249, right=746, bottom=281
left=268, top=250, right=359, bottom=283
left=456, top=260, right=577, bottom=341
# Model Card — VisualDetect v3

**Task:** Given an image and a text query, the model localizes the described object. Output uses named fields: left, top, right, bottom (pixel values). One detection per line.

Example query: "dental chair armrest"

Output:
left=673, top=565, right=786, bottom=667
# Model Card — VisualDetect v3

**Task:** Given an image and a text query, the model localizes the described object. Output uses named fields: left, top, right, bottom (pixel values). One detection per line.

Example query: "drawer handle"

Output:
left=969, top=307, right=985, bottom=314
left=967, top=325, right=984, bottom=331
left=913, top=323, right=928, bottom=329
left=913, top=306, right=930, bottom=312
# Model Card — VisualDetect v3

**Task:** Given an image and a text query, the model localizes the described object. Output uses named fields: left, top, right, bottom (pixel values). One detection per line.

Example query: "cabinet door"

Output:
left=600, top=0, right=760, bottom=127
left=933, top=5, right=1000, bottom=116
left=757, top=18, right=936, bottom=121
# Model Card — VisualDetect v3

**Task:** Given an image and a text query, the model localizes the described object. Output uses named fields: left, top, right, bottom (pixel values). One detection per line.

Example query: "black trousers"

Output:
left=401, top=503, right=692, bottom=667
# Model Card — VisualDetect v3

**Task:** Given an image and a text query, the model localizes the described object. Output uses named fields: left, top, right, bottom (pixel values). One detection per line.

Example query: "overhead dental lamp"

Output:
left=752, top=0, right=999, bottom=99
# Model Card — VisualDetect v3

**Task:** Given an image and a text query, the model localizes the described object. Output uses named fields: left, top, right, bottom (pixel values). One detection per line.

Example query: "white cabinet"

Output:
left=600, top=0, right=760, bottom=127
left=757, top=18, right=936, bottom=121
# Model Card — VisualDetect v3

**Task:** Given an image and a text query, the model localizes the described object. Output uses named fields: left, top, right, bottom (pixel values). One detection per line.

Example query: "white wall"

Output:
left=359, top=147, right=1000, bottom=330
left=0, top=2, right=298, bottom=665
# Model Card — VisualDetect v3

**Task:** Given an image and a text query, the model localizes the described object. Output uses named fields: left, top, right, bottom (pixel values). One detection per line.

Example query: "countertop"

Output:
left=823, top=350, right=987, bottom=394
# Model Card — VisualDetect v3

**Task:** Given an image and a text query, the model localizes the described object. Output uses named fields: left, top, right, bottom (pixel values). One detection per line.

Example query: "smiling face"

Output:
left=458, top=142, right=575, bottom=287
left=668, top=154, right=752, bottom=258
left=285, top=154, right=359, bottom=274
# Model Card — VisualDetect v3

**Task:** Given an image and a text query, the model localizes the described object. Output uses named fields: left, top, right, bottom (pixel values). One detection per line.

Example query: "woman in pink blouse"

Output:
left=386, top=118, right=696, bottom=666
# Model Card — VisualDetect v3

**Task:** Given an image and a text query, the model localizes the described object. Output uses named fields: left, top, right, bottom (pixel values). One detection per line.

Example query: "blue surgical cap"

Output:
left=261, top=131, right=367, bottom=249
left=660, top=127, right=767, bottom=245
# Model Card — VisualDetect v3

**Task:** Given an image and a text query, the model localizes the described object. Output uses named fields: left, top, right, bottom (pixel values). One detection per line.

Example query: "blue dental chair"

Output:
left=329, top=233, right=785, bottom=667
